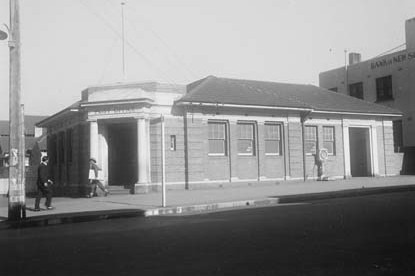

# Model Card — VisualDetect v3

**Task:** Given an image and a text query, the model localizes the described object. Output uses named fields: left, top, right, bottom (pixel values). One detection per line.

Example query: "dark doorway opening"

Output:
left=349, top=127, right=372, bottom=177
left=108, top=122, right=137, bottom=187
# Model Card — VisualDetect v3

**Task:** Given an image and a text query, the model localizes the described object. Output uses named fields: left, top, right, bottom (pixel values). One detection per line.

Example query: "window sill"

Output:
left=208, top=154, right=227, bottom=157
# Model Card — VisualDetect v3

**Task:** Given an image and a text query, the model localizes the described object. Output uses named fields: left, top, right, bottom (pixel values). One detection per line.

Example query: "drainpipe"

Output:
left=301, top=111, right=312, bottom=182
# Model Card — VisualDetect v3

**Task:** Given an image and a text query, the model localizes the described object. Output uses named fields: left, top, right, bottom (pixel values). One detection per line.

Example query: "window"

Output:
left=323, top=126, right=335, bottom=155
left=376, top=75, right=393, bottom=101
left=237, top=122, right=255, bottom=155
left=264, top=123, right=282, bottom=155
left=304, top=126, right=317, bottom=155
left=393, top=120, right=403, bottom=153
left=208, top=122, right=227, bottom=155
left=170, top=135, right=176, bottom=151
left=328, top=87, right=338, bottom=92
left=349, top=82, right=364, bottom=99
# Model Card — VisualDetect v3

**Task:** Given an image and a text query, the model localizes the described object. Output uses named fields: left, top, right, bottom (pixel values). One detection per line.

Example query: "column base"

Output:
left=134, top=183, right=155, bottom=194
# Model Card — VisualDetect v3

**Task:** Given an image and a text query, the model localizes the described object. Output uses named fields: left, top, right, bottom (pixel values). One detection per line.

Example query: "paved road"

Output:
left=1, top=191, right=415, bottom=276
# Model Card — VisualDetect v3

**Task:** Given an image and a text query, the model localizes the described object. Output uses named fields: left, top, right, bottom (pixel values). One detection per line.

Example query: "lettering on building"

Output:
left=371, top=51, right=415, bottom=69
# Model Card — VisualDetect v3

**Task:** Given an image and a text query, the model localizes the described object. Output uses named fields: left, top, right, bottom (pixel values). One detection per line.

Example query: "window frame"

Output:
left=264, top=123, right=282, bottom=156
left=208, top=121, right=228, bottom=156
left=349, top=82, right=364, bottom=99
left=304, top=125, right=318, bottom=155
left=376, top=75, right=393, bottom=102
left=322, top=126, right=336, bottom=156
left=237, top=122, right=256, bottom=156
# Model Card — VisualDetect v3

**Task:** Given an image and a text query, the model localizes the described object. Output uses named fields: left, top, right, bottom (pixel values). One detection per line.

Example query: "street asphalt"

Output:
left=1, top=175, right=415, bottom=229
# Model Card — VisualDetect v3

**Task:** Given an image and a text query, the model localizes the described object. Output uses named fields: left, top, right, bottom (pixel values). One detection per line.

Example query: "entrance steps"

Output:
left=107, top=186, right=132, bottom=195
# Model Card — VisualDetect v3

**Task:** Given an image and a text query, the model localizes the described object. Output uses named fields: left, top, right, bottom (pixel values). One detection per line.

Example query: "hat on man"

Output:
left=89, top=157, right=97, bottom=163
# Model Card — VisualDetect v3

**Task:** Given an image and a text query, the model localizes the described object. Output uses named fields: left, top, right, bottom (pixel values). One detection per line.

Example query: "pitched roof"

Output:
left=0, top=135, right=47, bottom=155
left=0, top=115, right=48, bottom=135
left=178, top=76, right=402, bottom=116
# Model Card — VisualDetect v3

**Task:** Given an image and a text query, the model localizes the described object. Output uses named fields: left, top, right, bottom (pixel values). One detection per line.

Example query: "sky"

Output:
left=0, top=0, right=415, bottom=120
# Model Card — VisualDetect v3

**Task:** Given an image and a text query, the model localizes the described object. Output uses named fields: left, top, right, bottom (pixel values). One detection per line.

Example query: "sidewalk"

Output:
left=1, top=175, right=415, bottom=228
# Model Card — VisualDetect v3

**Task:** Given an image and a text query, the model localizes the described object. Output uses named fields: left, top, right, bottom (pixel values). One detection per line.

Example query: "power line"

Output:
left=78, top=0, right=178, bottom=84
left=102, top=0, right=197, bottom=82
left=372, top=43, right=406, bottom=58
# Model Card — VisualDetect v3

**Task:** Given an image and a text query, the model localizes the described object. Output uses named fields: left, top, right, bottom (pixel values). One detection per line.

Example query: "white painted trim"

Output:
left=313, top=110, right=402, bottom=117
left=342, top=124, right=351, bottom=177
left=259, top=176, right=285, bottom=181
left=178, top=101, right=401, bottom=117
left=371, top=125, right=379, bottom=176
left=188, top=112, right=289, bottom=124
left=179, top=101, right=313, bottom=112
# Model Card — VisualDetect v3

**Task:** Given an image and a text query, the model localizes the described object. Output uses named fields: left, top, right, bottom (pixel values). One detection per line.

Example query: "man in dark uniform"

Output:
left=34, top=156, right=54, bottom=211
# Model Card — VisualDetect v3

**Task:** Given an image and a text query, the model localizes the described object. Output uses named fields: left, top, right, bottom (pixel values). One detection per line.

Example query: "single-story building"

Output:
left=37, top=76, right=403, bottom=196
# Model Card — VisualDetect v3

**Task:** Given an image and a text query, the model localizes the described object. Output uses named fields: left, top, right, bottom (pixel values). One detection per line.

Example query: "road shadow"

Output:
left=1, top=208, right=146, bottom=230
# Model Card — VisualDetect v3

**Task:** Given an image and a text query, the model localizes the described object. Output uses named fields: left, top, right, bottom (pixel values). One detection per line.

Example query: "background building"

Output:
left=0, top=115, right=47, bottom=194
left=319, top=17, right=415, bottom=174
left=37, top=76, right=402, bottom=196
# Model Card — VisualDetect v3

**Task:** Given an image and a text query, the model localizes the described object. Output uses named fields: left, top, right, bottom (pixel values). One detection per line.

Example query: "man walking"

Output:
left=88, top=157, right=109, bottom=198
left=34, top=156, right=54, bottom=211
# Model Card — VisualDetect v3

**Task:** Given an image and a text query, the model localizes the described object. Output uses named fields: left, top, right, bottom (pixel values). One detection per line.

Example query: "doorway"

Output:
left=107, top=122, right=137, bottom=187
left=349, top=127, right=372, bottom=177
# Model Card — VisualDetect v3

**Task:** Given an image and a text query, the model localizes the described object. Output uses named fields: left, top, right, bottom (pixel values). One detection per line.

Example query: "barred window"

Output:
left=376, top=75, right=393, bottom=101
left=208, top=122, right=227, bottom=155
left=304, top=126, right=317, bottom=155
left=264, top=124, right=282, bottom=155
left=237, top=123, right=255, bottom=155
left=323, top=126, right=335, bottom=155
left=349, top=82, right=364, bottom=99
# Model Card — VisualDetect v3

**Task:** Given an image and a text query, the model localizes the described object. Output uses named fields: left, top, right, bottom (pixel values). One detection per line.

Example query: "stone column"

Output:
left=89, top=120, right=99, bottom=161
left=99, top=124, right=109, bottom=186
left=342, top=121, right=351, bottom=179
left=136, top=117, right=150, bottom=193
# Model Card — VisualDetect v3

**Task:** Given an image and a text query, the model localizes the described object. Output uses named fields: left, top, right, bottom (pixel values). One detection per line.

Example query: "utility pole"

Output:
left=8, top=0, right=26, bottom=221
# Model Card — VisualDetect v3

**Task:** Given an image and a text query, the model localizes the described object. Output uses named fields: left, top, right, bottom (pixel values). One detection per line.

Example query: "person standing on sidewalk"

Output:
left=34, top=156, right=54, bottom=211
left=88, top=157, right=109, bottom=198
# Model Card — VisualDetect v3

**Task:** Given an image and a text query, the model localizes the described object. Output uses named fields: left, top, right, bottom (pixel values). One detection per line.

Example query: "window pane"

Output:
left=305, top=126, right=316, bottom=140
left=238, top=140, right=253, bottom=154
left=238, top=124, right=253, bottom=139
left=265, top=140, right=279, bottom=154
left=209, top=140, right=225, bottom=154
left=208, top=122, right=226, bottom=155
left=323, top=127, right=333, bottom=141
left=323, top=141, right=334, bottom=154
left=305, top=141, right=316, bottom=154
left=265, top=124, right=280, bottom=139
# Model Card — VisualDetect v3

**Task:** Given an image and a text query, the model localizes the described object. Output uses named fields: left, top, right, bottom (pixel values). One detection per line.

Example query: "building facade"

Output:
left=319, top=17, right=415, bottom=173
left=37, top=76, right=403, bottom=196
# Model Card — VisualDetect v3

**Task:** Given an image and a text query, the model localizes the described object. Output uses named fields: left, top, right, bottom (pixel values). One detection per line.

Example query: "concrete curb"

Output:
left=144, top=198, right=281, bottom=216
left=1, top=184, right=415, bottom=229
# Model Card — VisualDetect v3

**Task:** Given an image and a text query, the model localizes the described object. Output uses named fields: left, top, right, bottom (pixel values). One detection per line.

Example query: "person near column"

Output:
left=88, top=157, right=109, bottom=198
left=34, top=156, right=54, bottom=211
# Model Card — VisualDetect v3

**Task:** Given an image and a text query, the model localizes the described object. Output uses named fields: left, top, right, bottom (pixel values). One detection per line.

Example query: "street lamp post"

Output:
left=7, top=0, right=26, bottom=221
